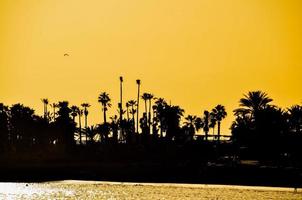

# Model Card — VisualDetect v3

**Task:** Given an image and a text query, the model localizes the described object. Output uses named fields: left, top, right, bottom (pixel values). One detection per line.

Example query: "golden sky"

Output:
left=0, top=0, right=302, bottom=134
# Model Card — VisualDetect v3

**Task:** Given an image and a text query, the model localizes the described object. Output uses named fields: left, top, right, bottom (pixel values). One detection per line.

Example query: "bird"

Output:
left=64, top=53, right=69, bottom=56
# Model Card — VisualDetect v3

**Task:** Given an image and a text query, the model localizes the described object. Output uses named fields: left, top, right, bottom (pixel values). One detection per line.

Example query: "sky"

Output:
left=0, top=0, right=302, bottom=134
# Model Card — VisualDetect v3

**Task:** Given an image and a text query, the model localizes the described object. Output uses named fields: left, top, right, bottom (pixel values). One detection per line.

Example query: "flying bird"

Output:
left=64, top=53, right=69, bottom=56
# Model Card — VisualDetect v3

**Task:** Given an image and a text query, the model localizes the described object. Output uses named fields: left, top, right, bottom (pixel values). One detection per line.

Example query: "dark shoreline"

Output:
left=0, top=161, right=301, bottom=188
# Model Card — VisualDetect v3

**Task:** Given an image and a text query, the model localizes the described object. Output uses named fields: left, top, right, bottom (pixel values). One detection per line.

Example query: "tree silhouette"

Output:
left=70, top=106, right=79, bottom=123
left=0, top=103, right=9, bottom=150
left=41, top=98, right=49, bottom=121
left=234, top=91, right=272, bottom=118
left=56, top=101, right=75, bottom=148
left=287, top=105, right=302, bottom=134
left=203, top=110, right=210, bottom=141
left=141, top=93, right=149, bottom=116
left=211, top=105, right=227, bottom=142
left=136, top=79, right=141, bottom=133
left=81, top=103, right=91, bottom=142
left=154, top=98, right=168, bottom=138
left=183, top=115, right=202, bottom=141
left=50, top=103, right=59, bottom=122
left=119, top=76, right=124, bottom=138
left=209, top=111, right=217, bottom=136
left=98, top=92, right=111, bottom=124
left=77, top=108, right=83, bottom=145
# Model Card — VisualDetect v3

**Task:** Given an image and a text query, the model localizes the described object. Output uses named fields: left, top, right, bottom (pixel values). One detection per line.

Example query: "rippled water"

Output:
left=0, top=181, right=301, bottom=199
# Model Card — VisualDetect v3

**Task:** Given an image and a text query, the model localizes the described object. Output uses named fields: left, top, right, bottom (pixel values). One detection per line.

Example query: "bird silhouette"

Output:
left=64, top=53, right=69, bottom=56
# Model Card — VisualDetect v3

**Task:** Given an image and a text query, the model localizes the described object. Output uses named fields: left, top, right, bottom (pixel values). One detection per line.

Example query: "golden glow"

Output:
left=1, top=0, right=302, bottom=133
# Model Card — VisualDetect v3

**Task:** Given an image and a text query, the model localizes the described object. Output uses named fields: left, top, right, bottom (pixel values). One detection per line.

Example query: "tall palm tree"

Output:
left=136, top=79, right=141, bottom=133
left=212, top=104, right=227, bottom=142
left=147, top=93, right=154, bottom=129
left=203, top=110, right=210, bottom=141
left=119, top=76, right=124, bottom=135
left=126, top=102, right=130, bottom=121
left=70, top=105, right=79, bottom=122
left=77, top=108, right=83, bottom=145
left=81, top=103, right=91, bottom=129
left=41, top=98, right=49, bottom=120
left=234, top=91, right=272, bottom=118
left=50, top=103, right=59, bottom=122
left=141, top=93, right=149, bottom=115
left=287, top=105, right=302, bottom=134
left=184, top=115, right=197, bottom=138
left=154, top=98, right=167, bottom=138
left=128, top=100, right=137, bottom=132
left=81, top=103, right=91, bottom=142
left=98, top=92, right=111, bottom=124
left=209, top=111, right=217, bottom=135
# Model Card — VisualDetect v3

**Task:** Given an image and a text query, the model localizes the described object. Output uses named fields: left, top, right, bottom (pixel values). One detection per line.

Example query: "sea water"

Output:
left=0, top=181, right=301, bottom=199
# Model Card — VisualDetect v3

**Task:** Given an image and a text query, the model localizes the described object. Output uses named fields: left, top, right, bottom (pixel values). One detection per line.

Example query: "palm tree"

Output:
left=184, top=115, right=197, bottom=139
left=70, top=105, right=79, bottom=122
left=209, top=111, right=217, bottom=135
left=136, top=79, right=141, bottom=133
left=141, top=93, right=149, bottom=115
left=128, top=100, right=137, bottom=132
left=110, top=115, right=119, bottom=143
left=77, top=108, right=83, bottom=144
left=85, top=125, right=97, bottom=144
left=81, top=103, right=91, bottom=129
left=126, top=102, right=130, bottom=121
left=234, top=91, right=272, bottom=118
left=154, top=98, right=167, bottom=138
left=203, top=110, right=210, bottom=141
left=212, top=104, right=227, bottom=142
left=98, top=92, right=111, bottom=124
left=81, top=103, right=90, bottom=142
left=119, top=76, right=124, bottom=136
left=287, top=105, right=302, bottom=134
left=50, top=103, right=59, bottom=122
left=41, top=98, right=49, bottom=120
left=147, top=93, right=154, bottom=129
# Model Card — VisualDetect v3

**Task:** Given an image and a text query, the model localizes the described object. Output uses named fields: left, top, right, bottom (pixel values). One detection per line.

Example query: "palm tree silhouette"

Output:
left=203, top=110, right=210, bottom=141
left=119, top=76, right=124, bottom=137
left=126, top=102, right=130, bottom=121
left=212, top=105, right=227, bottom=142
left=154, top=98, right=167, bottom=138
left=184, top=115, right=197, bottom=139
left=147, top=93, right=154, bottom=130
left=141, top=93, right=149, bottom=115
left=287, top=105, right=302, bottom=134
left=98, top=92, right=111, bottom=124
left=81, top=103, right=90, bottom=143
left=77, top=108, right=83, bottom=145
left=234, top=91, right=272, bottom=118
left=209, top=111, right=217, bottom=136
left=50, top=103, right=59, bottom=121
left=136, top=79, right=141, bottom=133
left=70, top=105, right=79, bottom=122
left=128, top=100, right=137, bottom=132
left=41, top=98, right=49, bottom=120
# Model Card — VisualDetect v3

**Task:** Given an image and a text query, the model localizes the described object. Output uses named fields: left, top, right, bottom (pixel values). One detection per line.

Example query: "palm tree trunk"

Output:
left=120, top=79, right=123, bottom=140
left=136, top=85, right=140, bottom=133
left=217, top=121, right=221, bottom=142
left=103, top=107, right=107, bottom=124
left=148, top=99, right=152, bottom=133
left=79, top=115, right=82, bottom=145
left=126, top=107, right=129, bottom=121
left=85, top=114, right=88, bottom=142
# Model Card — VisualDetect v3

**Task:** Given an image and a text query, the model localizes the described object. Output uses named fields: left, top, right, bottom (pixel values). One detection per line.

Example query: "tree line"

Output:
left=0, top=78, right=301, bottom=164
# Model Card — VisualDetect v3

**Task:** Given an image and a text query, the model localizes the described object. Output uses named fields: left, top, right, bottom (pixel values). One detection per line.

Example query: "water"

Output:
left=0, top=181, right=301, bottom=199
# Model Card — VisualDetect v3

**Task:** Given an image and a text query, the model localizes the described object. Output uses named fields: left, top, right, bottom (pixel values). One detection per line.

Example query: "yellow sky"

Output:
left=0, top=0, right=302, bottom=134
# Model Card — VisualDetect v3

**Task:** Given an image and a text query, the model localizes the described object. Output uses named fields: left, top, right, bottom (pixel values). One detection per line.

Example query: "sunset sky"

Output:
left=0, top=0, right=301, bottom=134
